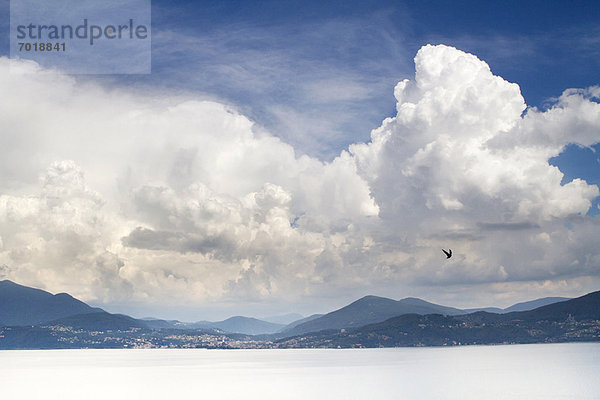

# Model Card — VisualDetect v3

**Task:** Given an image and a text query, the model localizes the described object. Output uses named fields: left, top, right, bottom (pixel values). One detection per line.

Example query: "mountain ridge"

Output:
left=274, top=291, right=600, bottom=348
left=1, top=280, right=597, bottom=349
left=464, top=296, right=571, bottom=314
left=0, top=280, right=103, bottom=326
left=42, top=311, right=149, bottom=331
left=0, top=279, right=582, bottom=337
left=281, top=294, right=465, bottom=337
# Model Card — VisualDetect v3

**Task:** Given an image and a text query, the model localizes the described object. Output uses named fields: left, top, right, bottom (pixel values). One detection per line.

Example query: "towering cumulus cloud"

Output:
left=0, top=45, right=598, bottom=316
left=350, top=45, right=599, bottom=297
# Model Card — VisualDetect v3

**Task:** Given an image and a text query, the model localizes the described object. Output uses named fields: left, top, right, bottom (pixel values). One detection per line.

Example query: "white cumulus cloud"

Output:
left=0, top=44, right=599, bottom=319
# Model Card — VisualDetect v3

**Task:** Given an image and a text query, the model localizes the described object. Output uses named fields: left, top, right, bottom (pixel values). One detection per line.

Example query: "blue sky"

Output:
left=133, top=1, right=599, bottom=209
left=164, top=0, right=599, bottom=214
left=0, top=0, right=599, bottom=319
left=2, top=0, right=599, bottom=152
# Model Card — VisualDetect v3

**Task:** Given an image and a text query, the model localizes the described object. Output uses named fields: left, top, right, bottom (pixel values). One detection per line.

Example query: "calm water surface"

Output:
left=1, top=343, right=598, bottom=399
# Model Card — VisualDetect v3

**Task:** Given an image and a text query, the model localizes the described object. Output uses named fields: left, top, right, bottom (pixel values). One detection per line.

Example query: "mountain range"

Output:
left=2, top=279, right=597, bottom=349
left=274, top=291, right=600, bottom=348
left=1, top=279, right=575, bottom=336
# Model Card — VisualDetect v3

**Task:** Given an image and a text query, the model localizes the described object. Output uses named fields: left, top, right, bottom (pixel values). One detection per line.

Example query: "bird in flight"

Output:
left=442, top=249, right=452, bottom=259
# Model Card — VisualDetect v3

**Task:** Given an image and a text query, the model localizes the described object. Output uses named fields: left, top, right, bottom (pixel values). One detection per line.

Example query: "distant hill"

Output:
left=462, top=306, right=504, bottom=313
left=275, top=291, right=600, bottom=348
left=43, top=311, right=149, bottom=331
left=262, top=313, right=304, bottom=325
left=283, top=295, right=464, bottom=336
left=503, top=297, right=571, bottom=313
left=41, top=312, right=285, bottom=335
left=1, top=280, right=598, bottom=349
left=511, top=291, right=600, bottom=321
left=0, top=277, right=285, bottom=334
left=0, top=280, right=102, bottom=326
left=464, top=297, right=570, bottom=314
left=141, top=318, right=191, bottom=330
left=1, top=278, right=592, bottom=344
left=280, top=313, right=324, bottom=332
left=151, top=316, right=287, bottom=335
left=108, top=313, right=343, bottom=335
left=210, top=316, right=284, bottom=335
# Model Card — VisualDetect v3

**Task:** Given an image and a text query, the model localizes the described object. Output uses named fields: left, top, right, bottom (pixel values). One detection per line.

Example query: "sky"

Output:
left=0, top=0, right=599, bottom=321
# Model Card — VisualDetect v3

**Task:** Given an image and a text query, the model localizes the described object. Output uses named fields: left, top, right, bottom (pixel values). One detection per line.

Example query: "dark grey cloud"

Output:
left=477, top=222, right=541, bottom=231
left=428, top=230, right=484, bottom=241
left=121, top=227, right=235, bottom=256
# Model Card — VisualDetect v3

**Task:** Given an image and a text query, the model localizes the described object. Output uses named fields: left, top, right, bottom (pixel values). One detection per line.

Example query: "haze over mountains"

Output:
left=193, top=317, right=285, bottom=335
left=2, top=279, right=599, bottom=349
left=275, top=291, right=600, bottom=348
left=464, top=297, right=571, bottom=314
left=0, top=279, right=578, bottom=337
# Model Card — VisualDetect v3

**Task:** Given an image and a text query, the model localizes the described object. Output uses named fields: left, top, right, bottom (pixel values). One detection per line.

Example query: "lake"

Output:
left=1, top=343, right=598, bottom=399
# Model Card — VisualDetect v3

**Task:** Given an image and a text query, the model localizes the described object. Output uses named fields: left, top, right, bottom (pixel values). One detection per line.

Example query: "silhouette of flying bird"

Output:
left=442, top=249, right=452, bottom=259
